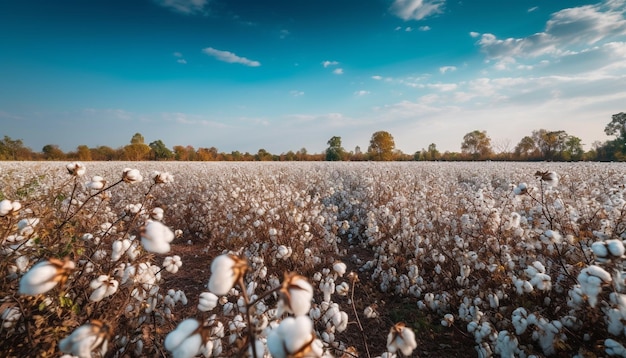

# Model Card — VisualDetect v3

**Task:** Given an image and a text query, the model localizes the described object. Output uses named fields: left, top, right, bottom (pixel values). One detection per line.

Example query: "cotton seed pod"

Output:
left=277, top=272, right=313, bottom=317
left=59, top=320, right=110, bottom=358
left=208, top=254, right=248, bottom=296
left=19, top=258, right=75, bottom=295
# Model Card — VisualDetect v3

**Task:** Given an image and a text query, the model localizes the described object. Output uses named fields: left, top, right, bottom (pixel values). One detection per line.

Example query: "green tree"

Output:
left=122, top=133, right=150, bottom=160
left=461, top=130, right=493, bottom=160
left=514, top=136, right=538, bottom=159
left=76, top=145, right=92, bottom=161
left=368, top=131, right=395, bottom=161
left=562, top=136, right=584, bottom=161
left=604, top=112, right=626, bottom=139
left=91, top=146, right=118, bottom=161
left=0, top=136, right=33, bottom=160
left=532, top=129, right=568, bottom=160
left=42, top=144, right=66, bottom=160
left=130, top=132, right=145, bottom=145
left=149, top=140, right=173, bottom=161
left=256, top=149, right=273, bottom=161
left=325, top=136, right=346, bottom=161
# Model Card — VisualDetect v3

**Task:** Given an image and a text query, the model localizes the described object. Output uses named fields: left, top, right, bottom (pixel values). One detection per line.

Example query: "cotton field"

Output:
left=1, top=161, right=626, bottom=357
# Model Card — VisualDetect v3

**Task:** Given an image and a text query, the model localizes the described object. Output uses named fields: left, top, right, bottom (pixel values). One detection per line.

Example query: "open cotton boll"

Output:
left=606, top=339, right=626, bottom=356
left=208, top=254, right=248, bottom=296
left=122, top=168, right=143, bottom=183
left=141, top=220, right=175, bottom=254
left=267, top=316, right=321, bottom=358
left=163, top=255, right=183, bottom=274
left=164, top=319, right=203, bottom=358
left=0, top=199, right=13, bottom=216
left=19, top=258, right=75, bottom=295
left=89, top=275, right=119, bottom=302
left=87, top=176, right=105, bottom=190
left=58, top=320, right=109, bottom=358
left=606, top=239, right=625, bottom=257
left=151, top=207, right=164, bottom=221
left=66, top=162, right=86, bottom=176
left=17, top=218, right=39, bottom=235
left=198, top=292, right=219, bottom=312
left=333, top=261, right=347, bottom=277
left=387, top=322, right=417, bottom=356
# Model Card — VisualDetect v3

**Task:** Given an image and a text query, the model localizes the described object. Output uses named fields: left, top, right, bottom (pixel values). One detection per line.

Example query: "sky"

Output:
left=1, top=0, right=626, bottom=155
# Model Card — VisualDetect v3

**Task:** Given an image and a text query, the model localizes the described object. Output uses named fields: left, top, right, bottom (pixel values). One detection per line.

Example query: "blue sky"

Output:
left=1, top=0, right=625, bottom=155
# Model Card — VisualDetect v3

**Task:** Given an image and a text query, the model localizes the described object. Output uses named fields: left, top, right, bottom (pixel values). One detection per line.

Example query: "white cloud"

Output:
left=333, top=68, right=344, bottom=75
left=202, top=47, right=261, bottom=67
left=290, top=90, right=304, bottom=97
left=389, top=0, right=446, bottom=21
left=177, top=59, right=187, bottom=64
left=372, top=75, right=383, bottom=80
left=173, top=52, right=183, bottom=58
left=322, top=60, right=339, bottom=67
left=405, top=27, right=413, bottom=32
left=419, top=25, right=431, bottom=31
left=439, top=66, right=457, bottom=74
left=469, top=31, right=480, bottom=38
left=477, top=1, right=626, bottom=60
left=153, top=0, right=209, bottom=14
left=528, top=6, right=538, bottom=13
left=354, top=90, right=370, bottom=96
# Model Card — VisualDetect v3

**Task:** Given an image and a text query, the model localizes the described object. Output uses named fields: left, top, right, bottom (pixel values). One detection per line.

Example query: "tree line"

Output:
left=1, top=112, right=625, bottom=162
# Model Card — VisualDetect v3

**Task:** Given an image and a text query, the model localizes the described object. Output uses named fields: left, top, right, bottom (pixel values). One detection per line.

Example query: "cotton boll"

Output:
left=141, top=220, right=175, bottom=254
left=605, top=339, right=626, bottom=356
left=607, top=239, right=625, bottom=257
left=89, top=275, right=119, bottom=302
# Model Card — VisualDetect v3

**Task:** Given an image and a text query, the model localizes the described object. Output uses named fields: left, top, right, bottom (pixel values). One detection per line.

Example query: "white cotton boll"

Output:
left=0, top=199, right=14, bottom=216
left=111, top=239, right=131, bottom=262
left=607, top=239, right=625, bottom=257
left=151, top=207, right=164, bottom=221
left=435, top=264, right=442, bottom=274
left=441, top=313, right=454, bottom=327
left=606, top=308, right=624, bottom=335
left=59, top=322, right=109, bottom=358
left=164, top=319, right=202, bottom=358
left=495, top=331, right=519, bottom=357
left=335, top=282, right=350, bottom=296
left=122, top=168, right=143, bottom=183
left=163, top=255, right=183, bottom=274
left=267, top=316, right=316, bottom=358
left=275, top=245, right=292, bottom=259
left=512, top=307, right=528, bottom=335
left=530, top=273, right=552, bottom=291
left=89, top=275, right=119, bottom=302
left=87, top=176, right=105, bottom=190
left=141, top=220, right=175, bottom=254
left=605, top=338, right=626, bottom=356
left=2, top=306, right=21, bottom=328
left=198, top=292, right=219, bottom=312
left=333, top=262, right=347, bottom=277
left=15, top=256, right=29, bottom=272
left=19, top=259, right=75, bottom=295
left=17, top=218, right=39, bottom=236
left=488, top=293, right=499, bottom=309
left=333, top=311, right=349, bottom=332
left=320, top=278, right=335, bottom=303
left=513, top=183, right=528, bottom=195
left=591, top=242, right=609, bottom=260
left=364, top=305, right=378, bottom=318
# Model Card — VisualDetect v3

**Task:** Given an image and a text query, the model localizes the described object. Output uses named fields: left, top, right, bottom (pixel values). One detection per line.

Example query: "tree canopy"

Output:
left=368, top=131, right=395, bottom=161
